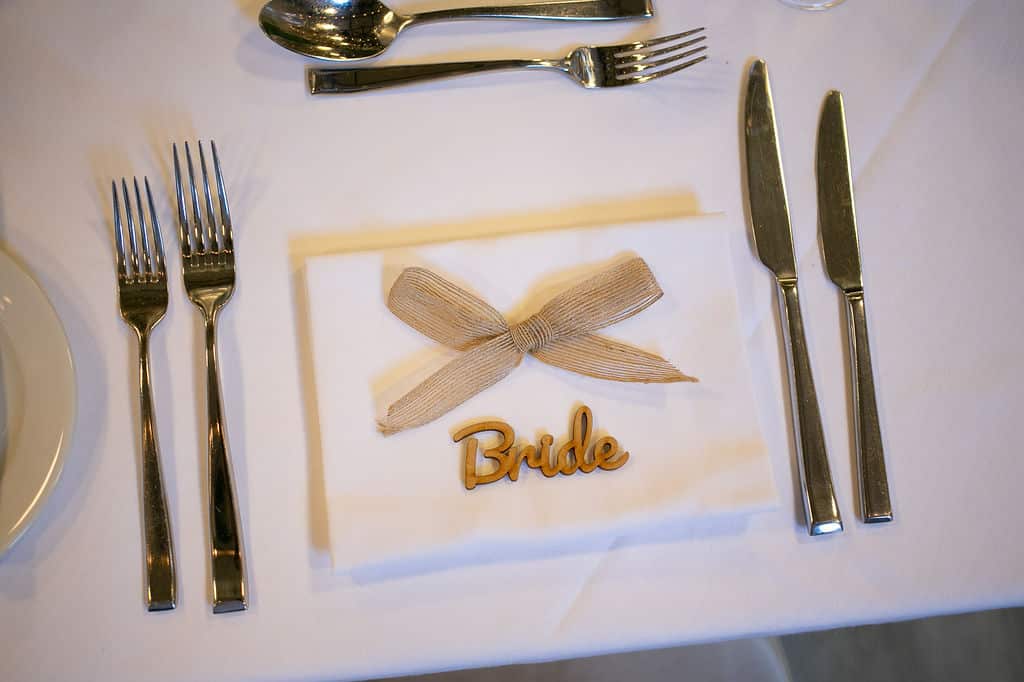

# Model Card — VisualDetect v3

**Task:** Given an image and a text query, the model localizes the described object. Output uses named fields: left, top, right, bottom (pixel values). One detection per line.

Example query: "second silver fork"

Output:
left=173, top=141, right=248, bottom=614
left=309, top=28, right=708, bottom=94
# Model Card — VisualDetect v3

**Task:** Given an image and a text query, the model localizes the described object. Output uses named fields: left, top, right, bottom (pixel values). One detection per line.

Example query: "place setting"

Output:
left=0, top=0, right=896, bottom=618
left=12, top=1, right=1024, bottom=679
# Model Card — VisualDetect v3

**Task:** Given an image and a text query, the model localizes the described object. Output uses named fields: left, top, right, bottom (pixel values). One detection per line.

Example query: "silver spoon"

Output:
left=259, top=0, right=654, bottom=62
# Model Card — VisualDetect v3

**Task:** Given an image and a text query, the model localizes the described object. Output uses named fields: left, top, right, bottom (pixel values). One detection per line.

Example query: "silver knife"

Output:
left=744, top=59, right=843, bottom=536
left=816, top=90, right=893, bottom=524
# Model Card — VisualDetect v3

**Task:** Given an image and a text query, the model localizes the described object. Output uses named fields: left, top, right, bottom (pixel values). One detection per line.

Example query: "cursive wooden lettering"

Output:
left=453, top=405, right=630, bottom=490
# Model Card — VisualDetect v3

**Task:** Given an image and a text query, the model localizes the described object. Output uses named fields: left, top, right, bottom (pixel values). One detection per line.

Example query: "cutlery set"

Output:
left=258, top=0, right=708, bottom=93
left=114, top=142, right=247, bottom=613
left=745, top=60, right=892, bottom=536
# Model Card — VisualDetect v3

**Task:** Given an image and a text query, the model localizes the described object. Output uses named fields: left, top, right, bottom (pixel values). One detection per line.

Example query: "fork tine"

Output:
left=112, top=181, right=128, bottom=279
left=616, top=46, right=708, bottom=76
left=145, top=177, right=166, bottom=276
left=198, top=141, right=220, bottom=251
left=121, top=178, right=141, bottom=276
left=133, top=177, right=154, bottom=276
left=173, top=143, right=193, bottom=258
left=614, top=35, right=706, bottom=65
left=622, top=55, right=708, bottom=85
left=211, top=141, right=233, bottom=251
left=613, top=28, right=704, bottom=56
left=184, top=142, right=206, bottom=253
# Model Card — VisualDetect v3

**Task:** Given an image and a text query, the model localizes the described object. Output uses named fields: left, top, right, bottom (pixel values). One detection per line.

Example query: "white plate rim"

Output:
left=0, top=248, right=76, bottom=557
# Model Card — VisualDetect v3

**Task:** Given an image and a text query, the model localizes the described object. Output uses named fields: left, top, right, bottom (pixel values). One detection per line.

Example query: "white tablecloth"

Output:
left=1, top=1, right=1022, bottom=681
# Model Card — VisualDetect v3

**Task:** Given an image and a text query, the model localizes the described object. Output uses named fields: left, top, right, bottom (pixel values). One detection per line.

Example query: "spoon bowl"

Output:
left=260, top=0, right=408, bottom=61
left=259, top=0, right=655, bottom=62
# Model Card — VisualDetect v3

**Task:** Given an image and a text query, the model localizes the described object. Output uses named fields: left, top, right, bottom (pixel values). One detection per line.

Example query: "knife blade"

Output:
left=816, top=90, right=893, bottom=523
left=744, top=61, right=797, bottom=281
left=744, top=59, right=843, bottom=536
left=817, top=91, right=862, bottom=292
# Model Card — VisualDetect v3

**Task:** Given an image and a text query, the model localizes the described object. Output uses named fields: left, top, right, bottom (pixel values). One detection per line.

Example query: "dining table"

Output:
left=1, top=0, right=1022, bottom=680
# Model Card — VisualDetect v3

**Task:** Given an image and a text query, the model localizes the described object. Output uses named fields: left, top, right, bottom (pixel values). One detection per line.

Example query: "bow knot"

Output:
left=510, top=315, right=555, bottom=353
left=379, top=257, right=696, bottom=435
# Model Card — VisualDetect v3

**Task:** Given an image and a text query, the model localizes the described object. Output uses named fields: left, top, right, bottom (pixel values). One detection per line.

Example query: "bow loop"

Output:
left=386, top=266, right=508, bottom=351
left=539, top=258, right=665, bottom=337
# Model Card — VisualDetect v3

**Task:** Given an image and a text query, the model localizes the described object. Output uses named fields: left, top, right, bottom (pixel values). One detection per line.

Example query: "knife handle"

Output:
left=777, top=280, right=843, bottom=535
left=844, top=291, right=893, bottom=523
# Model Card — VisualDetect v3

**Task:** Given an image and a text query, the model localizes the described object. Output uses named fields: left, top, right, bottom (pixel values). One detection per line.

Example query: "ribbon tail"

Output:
left=532, top=334, right=697, bottom=384
left=378, top=335, right=523, bottom=436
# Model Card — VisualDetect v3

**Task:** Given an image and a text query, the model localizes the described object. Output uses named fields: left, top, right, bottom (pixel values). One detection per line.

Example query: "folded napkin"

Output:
left=305, top=215, right=777, bottom=574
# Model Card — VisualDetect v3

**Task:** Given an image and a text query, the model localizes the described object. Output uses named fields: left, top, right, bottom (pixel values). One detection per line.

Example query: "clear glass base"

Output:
left=778, top=0, right=846, bottom=9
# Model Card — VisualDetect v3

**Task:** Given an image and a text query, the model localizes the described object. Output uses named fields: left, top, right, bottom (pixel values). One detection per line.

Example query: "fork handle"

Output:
left=204, top=316, right=248, bottom=613
left=309, top=60, right=565, bottom=94
left=409, top=0, right=653, bottom=23
left=137, top=332, right=176, bottom=612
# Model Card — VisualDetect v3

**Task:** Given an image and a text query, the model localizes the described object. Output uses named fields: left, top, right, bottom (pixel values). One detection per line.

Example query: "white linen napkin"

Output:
left=305, top=215, right=777, bottom=574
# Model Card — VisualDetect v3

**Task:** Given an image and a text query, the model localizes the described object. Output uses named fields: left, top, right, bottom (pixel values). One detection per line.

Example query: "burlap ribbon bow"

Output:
left=379, top=257, right=696, bottom=435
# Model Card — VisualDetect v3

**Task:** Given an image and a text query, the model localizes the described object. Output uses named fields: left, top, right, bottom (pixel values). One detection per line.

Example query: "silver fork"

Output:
left=309, top=28, right=708, bottom=94
left=173, top=141, right=248, bottom=614
left=113, top=176, right=176, bottom=612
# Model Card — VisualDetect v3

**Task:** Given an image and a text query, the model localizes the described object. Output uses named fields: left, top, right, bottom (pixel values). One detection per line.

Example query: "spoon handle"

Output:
left=410, top=0, right=653, bottom=24
left=309, top=60, right=566, bottom=94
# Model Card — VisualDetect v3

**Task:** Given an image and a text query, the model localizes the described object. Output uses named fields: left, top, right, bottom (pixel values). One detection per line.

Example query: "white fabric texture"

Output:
left=306, top=218, right=777, bottom=574
left=2, top=1, right=1023, bottom=681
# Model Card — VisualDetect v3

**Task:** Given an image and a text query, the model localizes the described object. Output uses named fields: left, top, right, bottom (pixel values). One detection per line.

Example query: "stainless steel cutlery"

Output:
left=113, top=143, right=248, bottom=614
left=744, top=59, right=844, bottom=536
left=112, top=177, right=177, bottom=611
left=816, top=91, right=893, bottom=523
left=262, top=2, right=708, bottom=94
left=309, top=28, right=707, bottom=93
left=260, top=0, right=655, bottom=62
left=173, top=141, right=249, bottom=613
left=745, top=60, right=894, bottom=532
